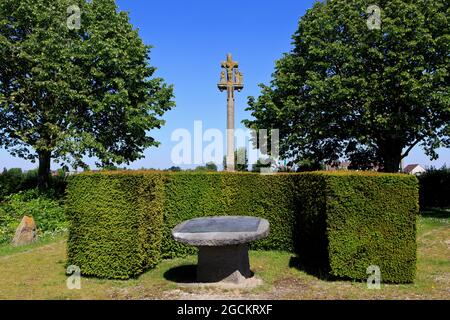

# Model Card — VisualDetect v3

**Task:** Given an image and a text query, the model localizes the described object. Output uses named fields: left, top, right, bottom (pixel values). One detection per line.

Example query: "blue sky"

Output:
left=0, top=0, right=448, bottom=170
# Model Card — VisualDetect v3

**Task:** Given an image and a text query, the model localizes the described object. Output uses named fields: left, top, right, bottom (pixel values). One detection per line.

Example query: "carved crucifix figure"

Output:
left=221, top=54, right=238, bottom=84
left=218, top=54, right=244, bottom=172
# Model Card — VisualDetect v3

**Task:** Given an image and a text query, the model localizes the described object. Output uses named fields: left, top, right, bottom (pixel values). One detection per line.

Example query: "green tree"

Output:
left=223, top=147, right=249, bottom=172
left=244, top=0, right=449, bottom=172
left=166, top=166, right=182, bottom=172
left=0, top=0, right=174, bottom=189
left=251, top=158, right=271, bottom=173
left=205, top=162, right=218, bottom=171
left=296, top=159, right=324, bottom=172
left=0, top=168, right=23, bottom=199
left=194, top=162, right=217, bottom=172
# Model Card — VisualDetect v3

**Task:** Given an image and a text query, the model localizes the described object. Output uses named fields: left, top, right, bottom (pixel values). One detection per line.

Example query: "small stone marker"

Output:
left=11, top=216, right=37, bottom=246
left=172, top=216, right=269, bottom=284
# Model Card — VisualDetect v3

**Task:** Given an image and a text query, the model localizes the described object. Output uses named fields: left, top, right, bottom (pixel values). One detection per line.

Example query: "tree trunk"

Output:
left=382, top=155, right=402, bottom=173
left=37, top=150, right=51, bottom=191
left=378, top=140, right=403, bottom=173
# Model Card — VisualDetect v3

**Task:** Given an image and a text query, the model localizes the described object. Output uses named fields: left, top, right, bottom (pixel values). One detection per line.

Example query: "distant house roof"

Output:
left=403, top=164, right=424, bottom=174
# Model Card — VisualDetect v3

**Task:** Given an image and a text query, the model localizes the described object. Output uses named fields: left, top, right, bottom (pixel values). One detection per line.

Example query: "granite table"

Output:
left=172, top=216, right=270, bottom=284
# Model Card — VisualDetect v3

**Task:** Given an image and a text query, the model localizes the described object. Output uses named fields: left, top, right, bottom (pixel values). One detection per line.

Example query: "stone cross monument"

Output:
left=218, top=53, right=243, bottom=172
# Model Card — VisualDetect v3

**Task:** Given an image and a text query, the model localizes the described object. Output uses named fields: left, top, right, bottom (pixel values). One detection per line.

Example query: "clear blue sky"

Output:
left=0, top=0, right=448, bottom=170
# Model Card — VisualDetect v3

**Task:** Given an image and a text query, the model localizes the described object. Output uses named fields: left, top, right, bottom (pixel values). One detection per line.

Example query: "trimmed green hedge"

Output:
left=66, top=171, right=418, bottom=282
left=161, top=173, right=300, bottom=258
left=323, top=173, right=418, bottom=282
left=66, top=172, right=165, bottom=279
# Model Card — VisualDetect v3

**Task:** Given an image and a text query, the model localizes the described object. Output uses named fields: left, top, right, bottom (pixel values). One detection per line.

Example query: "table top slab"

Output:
left=172, top=216, right=270, bottom=246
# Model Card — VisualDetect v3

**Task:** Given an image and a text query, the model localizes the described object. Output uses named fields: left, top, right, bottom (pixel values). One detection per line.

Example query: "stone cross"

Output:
left=218, top=54, right=244, bottom=172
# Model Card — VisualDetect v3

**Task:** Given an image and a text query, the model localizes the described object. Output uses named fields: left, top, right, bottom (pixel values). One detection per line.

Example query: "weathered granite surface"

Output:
left=11, top=216, right=37, bottom=246
left=172, top=216, right=269, bottom=247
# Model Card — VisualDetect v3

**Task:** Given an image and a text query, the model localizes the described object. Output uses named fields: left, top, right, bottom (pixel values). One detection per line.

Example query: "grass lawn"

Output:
left=0, top=209, right=448, bottom=300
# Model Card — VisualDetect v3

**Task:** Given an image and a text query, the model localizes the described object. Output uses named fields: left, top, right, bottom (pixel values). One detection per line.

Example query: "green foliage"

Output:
left=251, top=158, right=271, bottom=173
left=0, top=168, right=24, bottom=201
left=65, top=172, right=165, bottom=279
left=419, top=166, right=450, bottom=208
left=165, top=166, right=182, bottom=172
left=0, top=168, right=68, bottom=201
left=244, top=0, right=450, bottom=172
left=296, top=159, right=324, bottom=172
left=0, top=189, right=67, bottom=244
left=194, top=162, right=218, bottom=172
left=66, top=171, right=418, bottom=282
left=205, top=162, right=218, bottom=172
left=0, top=205, right=19, bottom=244
left=0, top=0, right=174, bottom=185
left=322, top=173, right=418, bottom=283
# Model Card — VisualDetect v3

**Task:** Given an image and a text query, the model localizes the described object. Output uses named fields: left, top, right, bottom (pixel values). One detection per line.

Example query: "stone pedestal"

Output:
left=197, top=244, right=251, bottom=284
left=172, top=216, right=269, bottom=285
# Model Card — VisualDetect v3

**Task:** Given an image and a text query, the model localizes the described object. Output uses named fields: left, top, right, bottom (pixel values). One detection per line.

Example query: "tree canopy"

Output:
left=0, top=0, right=174, bottom=188
left=194, top=162, right=218, bottom=172
left=244, top=0, right=449, bottom=172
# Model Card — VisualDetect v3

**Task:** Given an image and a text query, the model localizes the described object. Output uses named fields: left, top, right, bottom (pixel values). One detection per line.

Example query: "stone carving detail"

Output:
left=235, top=70, right=243, bottom=85
left=219, top=70, right=226, bottom=84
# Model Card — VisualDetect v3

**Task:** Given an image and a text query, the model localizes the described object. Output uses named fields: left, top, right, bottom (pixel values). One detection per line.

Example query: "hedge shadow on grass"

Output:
left=419, top=207, right=450, bottom=219
left=288, top=256, right=331, bottom=281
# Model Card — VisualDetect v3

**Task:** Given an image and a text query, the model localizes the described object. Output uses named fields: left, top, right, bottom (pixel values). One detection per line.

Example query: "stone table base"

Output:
left=197, top=244, right=251, bottom=284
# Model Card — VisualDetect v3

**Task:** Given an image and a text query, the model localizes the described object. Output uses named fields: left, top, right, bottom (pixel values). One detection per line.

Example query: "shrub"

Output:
left=0, top=189, right=67, bottom=244
left=66, top=171, right=418, bottom=282
left=0, top=168, right=68, bottom=201
left=419, top=166, right=450, bottom=209
left=0, top=168, right=24, bottom=201
left=0, top=206, right=20, bottom=244
left=65, top=172, right=165, bottom=279
left=320, top=173, right=418, bottom=283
